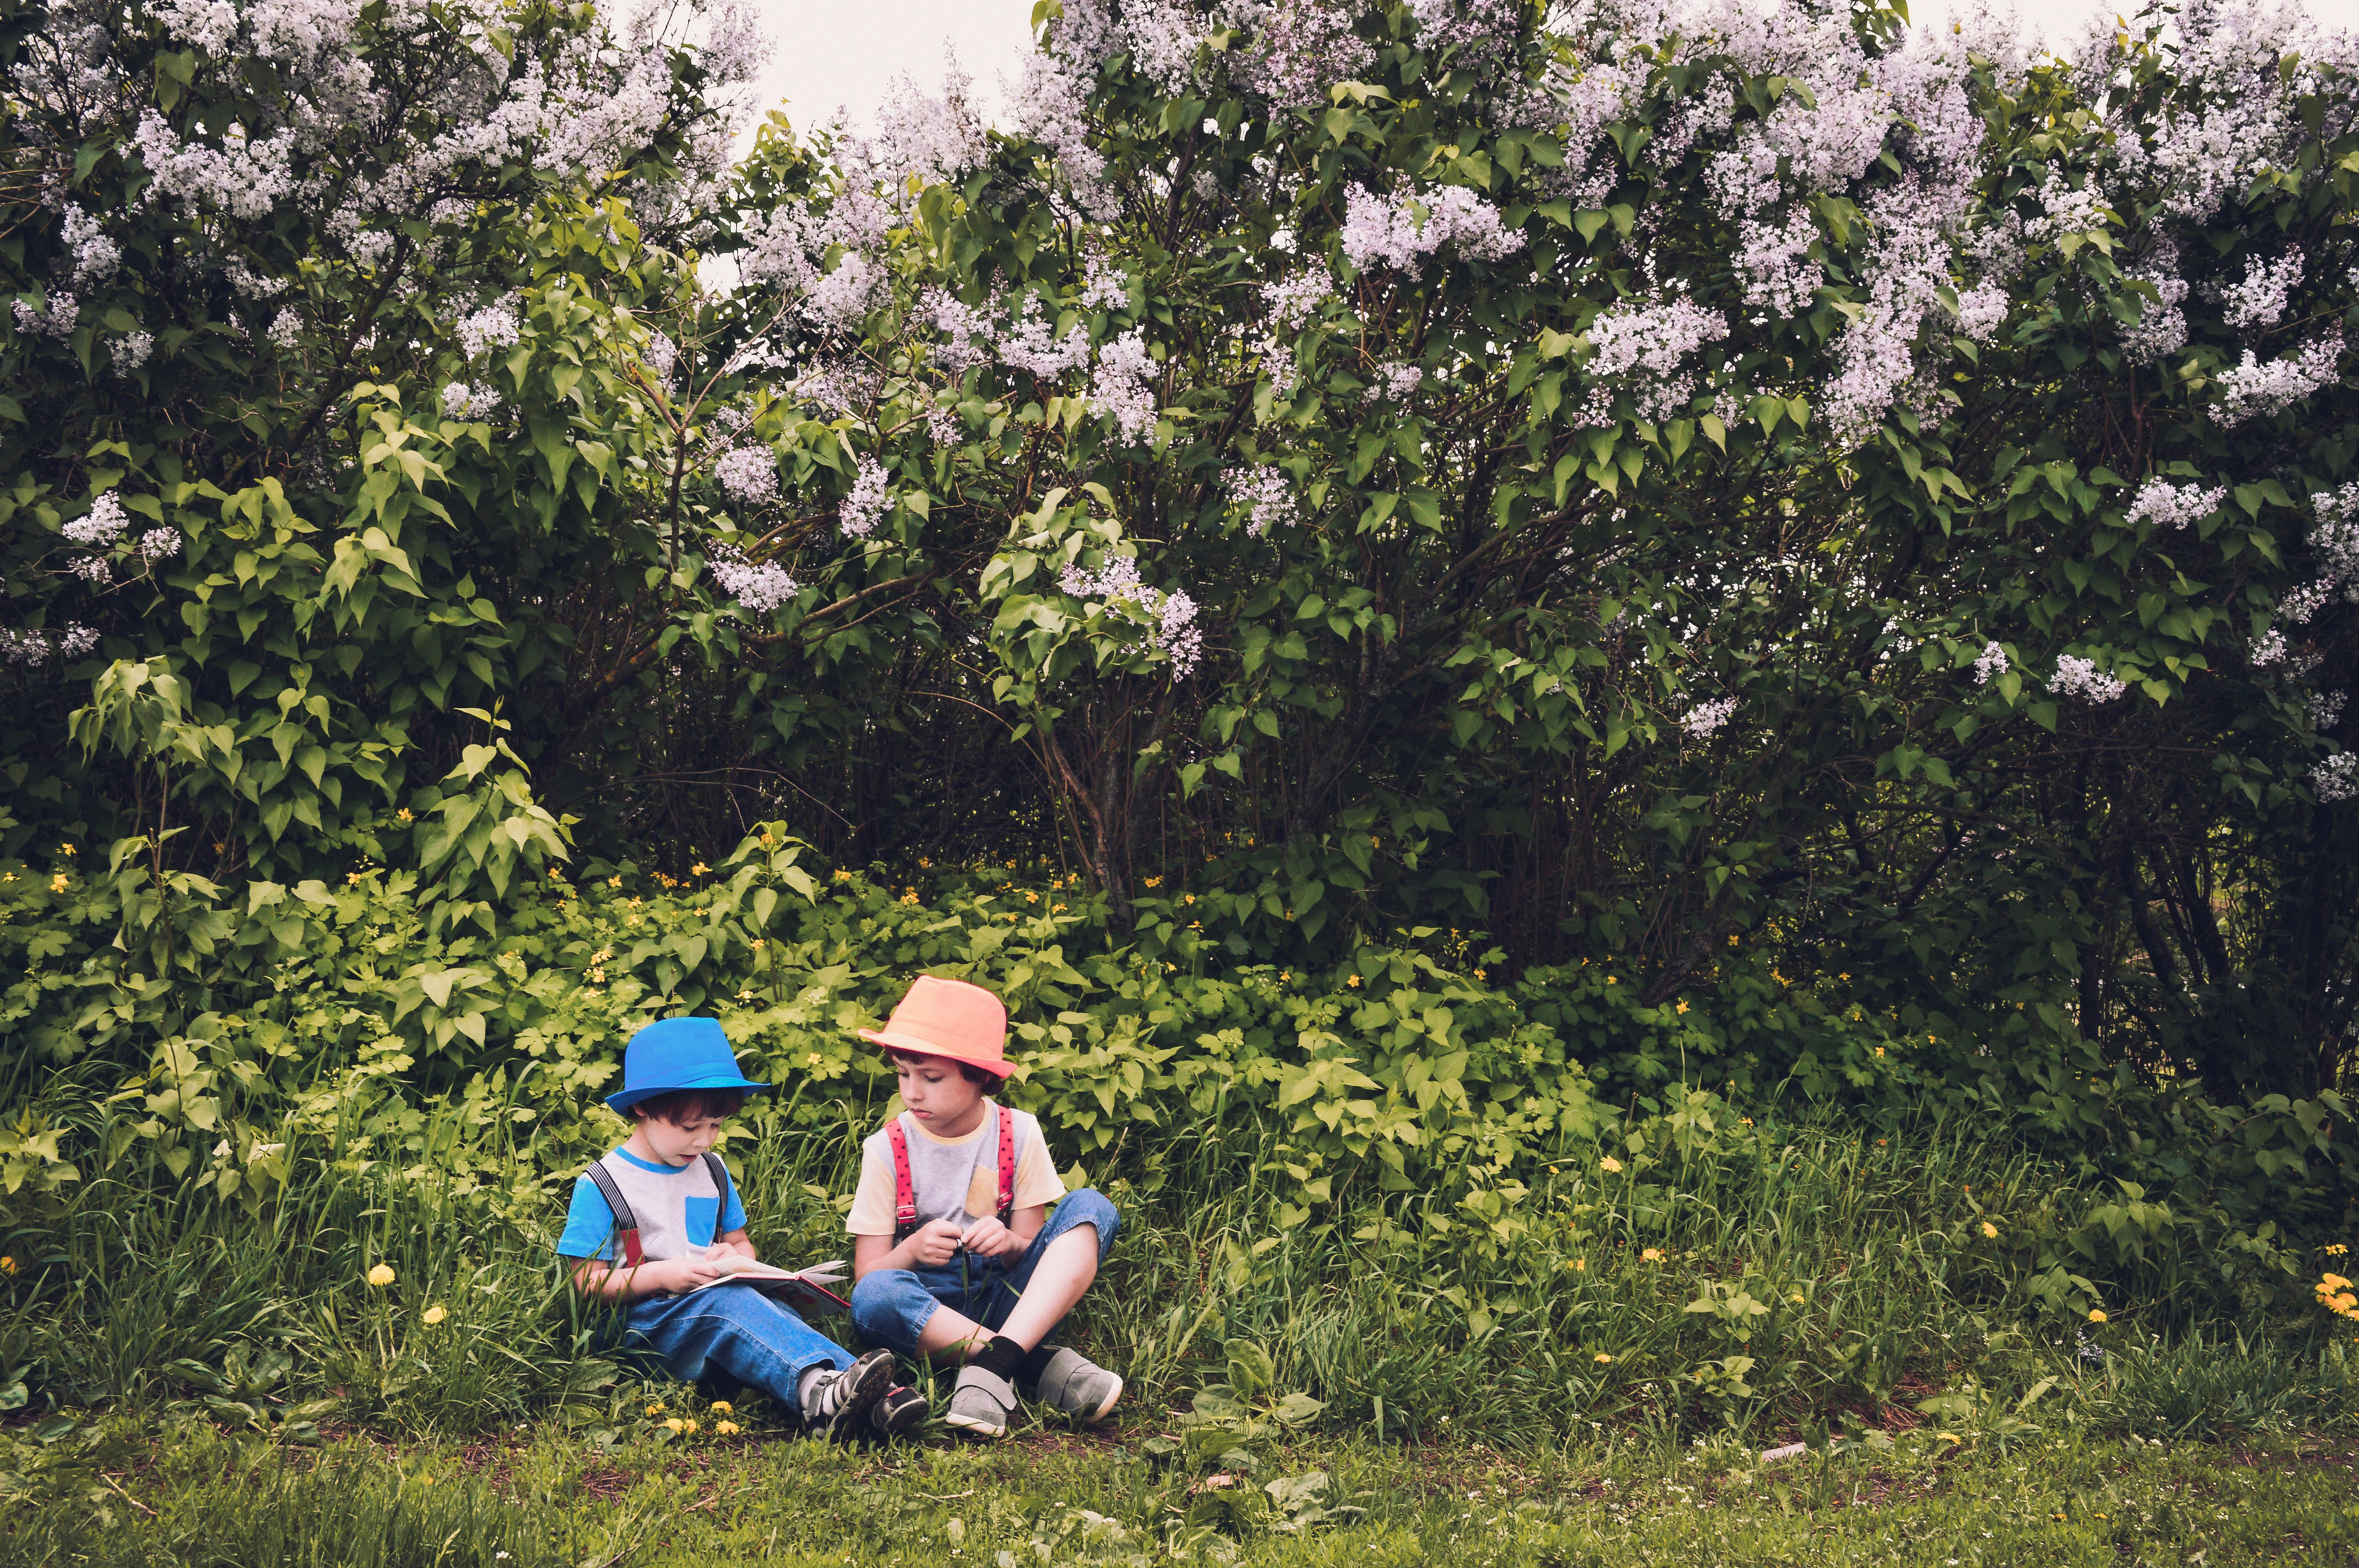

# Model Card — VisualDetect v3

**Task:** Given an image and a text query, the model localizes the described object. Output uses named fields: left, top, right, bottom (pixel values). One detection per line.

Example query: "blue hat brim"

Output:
left=604, top=1071, right=771, bottom=1115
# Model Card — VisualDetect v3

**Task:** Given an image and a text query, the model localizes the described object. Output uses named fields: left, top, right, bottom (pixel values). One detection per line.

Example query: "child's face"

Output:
left=634, top=1108, right=728, bottom=1165
left=894, top=1053, right=986, bottom=1126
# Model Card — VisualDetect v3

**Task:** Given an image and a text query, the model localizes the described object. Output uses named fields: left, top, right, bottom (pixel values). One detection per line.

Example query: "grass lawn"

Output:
left=6, top=1411, right=2354, bottom=1567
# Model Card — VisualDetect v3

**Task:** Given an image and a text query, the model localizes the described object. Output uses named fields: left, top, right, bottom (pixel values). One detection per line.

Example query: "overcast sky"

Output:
left=736, top=0, right=2359, bottom=142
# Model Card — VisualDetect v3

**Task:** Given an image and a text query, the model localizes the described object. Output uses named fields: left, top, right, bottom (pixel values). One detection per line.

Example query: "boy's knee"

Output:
left=1058, top=1187, right=1121, bottom=1246
left=849, top=1268, right=920, bottom=1341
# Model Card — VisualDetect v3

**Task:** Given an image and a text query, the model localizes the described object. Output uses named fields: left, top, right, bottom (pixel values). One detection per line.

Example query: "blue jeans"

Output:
left=622, top=1283, right=854, bottom=1412
left=850, top=1188, right=1120, bottom=1357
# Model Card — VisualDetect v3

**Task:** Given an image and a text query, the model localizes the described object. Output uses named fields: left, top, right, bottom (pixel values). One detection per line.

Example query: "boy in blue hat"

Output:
left=558, top=1016, right=927, bottom=1441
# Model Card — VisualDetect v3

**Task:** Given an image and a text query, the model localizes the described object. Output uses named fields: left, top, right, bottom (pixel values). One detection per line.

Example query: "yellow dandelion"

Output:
left=1981, top=1221, right=1999, bottom=1238
left=2323, top=1273, right=2353, bottom=1291
left=0, top=1256, right=14, bottom=1274
left=367, top=1263, right=396, bottom=1287
left=422, top=1305, right=446, bottom=1325
left=716, top=1420, right=741, bottom=1436
left=710, top=1401, right=732, bottom=1415
left=646, top=1403, right=665, bottom=1416
left=662, top=1416, right=684, bottom=1434
left=1790, top=1292, right=1804, bottom=1303
left=1593, top=1353, right=1613, bottom=1364
left=1573, top=1258, right=1586, bottom=1271
left=1641, top=1247, right=1665, bottom=1262
left=2087, top=1308, right=2107, bottom=1323
left=1600, top=1156, right=1623, bottom=1173
left=679, top=1418, right=698, bottom=1435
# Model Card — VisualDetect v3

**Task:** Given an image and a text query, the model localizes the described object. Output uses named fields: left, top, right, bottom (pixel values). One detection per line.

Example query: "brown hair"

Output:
left=887, top=1049, right=993, bottom=1087
left=629, top=1086, right=748, bottom=1125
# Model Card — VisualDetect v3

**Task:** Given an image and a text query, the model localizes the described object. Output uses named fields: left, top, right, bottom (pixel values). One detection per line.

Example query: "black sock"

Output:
left=1018, top=1341, right=1061, bottom=1385
left=969, top=1334, right=1026, bottom=1383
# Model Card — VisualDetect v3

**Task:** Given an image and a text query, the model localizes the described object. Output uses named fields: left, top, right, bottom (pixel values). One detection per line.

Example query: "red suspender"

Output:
left=888, top=1105, right=1016, bottom=1240
left=888, top=1118, right=918, bottom=1239
left=996, top=1104, right=1015, bottom=1223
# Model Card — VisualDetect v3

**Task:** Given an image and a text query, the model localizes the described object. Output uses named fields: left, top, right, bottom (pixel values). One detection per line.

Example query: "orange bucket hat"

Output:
left=857, top=976, right=1014, bottom=1079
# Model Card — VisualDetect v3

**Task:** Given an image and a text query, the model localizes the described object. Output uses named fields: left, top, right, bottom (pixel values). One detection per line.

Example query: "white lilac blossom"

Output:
left=138, top=528, right=182, bottom=563
left=839, top=458, right=891, bottom=539
left=0, top=624, right=100, bottom=666
left=439, top=381, right=500, bottom=419
left=1339, top=184, right=1524, bottom=273
left=868, top=47, right=988, bottom=189
left=789, top=359, right=880, bottom=419
left=1681, top=697, right=1737, bottom=738
left=1261, top=273, right=1329, bottom=333
left=2115, top=0, right=2323, bottom=227
left=806, top=252, right=885, bottom=333
left=12, top=292, right=77, bottom=339
left=1061, top=554, right=1201, bottom=678
left=1360, top=363, right=1424, bottom=406
left=712, top=446, right=779, bottom=505
left=1090, top=329, right=1159, bottom=442
left=2250, top=628, right=2288, bottom=668
left=1228, top=0, right=1375, bottom=109
left=133, top=113, right=296, bottom=221
left=1951, top=281, right=2009, bottom=343
left=923, top=289, right=996, bottom=375
left=2124, top=479, right=2226, bottom=532
left=2121, top=269, right=2190, bottom=365
left=61, top=205, right=118, bottom=286
left=456, top=305, right=523, bottom=359
left=1576, top=298, right=1727, bottom=426
left=2314, top=753, right=2359, bottom=804
left=641, top=331, right=678, bottom=383
left=1972, top=641, right=2008, bottom=685
left=2052, top=655, right=2127, bottom=702
left=2279, top=485, right=2359, bottom=624
left=1733, top=214, right=1822, bottom=317
left=68, top=555, right=111, bottom=587
left=998, top=295, right=1092, bottom=381
left=2213, top=336, right=2344, bottom=426
left=707, top=543, right=798, bottom=613
left=1078, top=256, right=1130, bottom=312
left=63, top=493, right=129, bottom=549
left=1225, top=466, right=1297, bottom=537
left=265, top=307, right=304, bottom=350
left=223, top=260, right=286, bottom=299
left=109, top=332, right=153, bottom=374
left=2311, top=689, right=2347, bottom=732
left=2220, top=252, right=2303, bottom=333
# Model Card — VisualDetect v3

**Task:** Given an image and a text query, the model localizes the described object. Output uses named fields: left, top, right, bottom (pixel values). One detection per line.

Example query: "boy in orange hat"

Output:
left=846, top=976, right=1124, bottom=1439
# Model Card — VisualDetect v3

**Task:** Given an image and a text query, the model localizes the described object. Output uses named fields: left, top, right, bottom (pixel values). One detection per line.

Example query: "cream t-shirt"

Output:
left=845, top=1101, right=1066, bottom=1236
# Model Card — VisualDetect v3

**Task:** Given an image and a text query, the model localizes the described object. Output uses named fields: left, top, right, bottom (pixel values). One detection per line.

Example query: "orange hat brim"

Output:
left=858, top=1028, right=1017, bottom=1078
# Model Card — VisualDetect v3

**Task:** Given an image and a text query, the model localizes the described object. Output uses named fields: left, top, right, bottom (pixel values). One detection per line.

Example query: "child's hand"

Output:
left=648, top=1256, right=723, bottom=1294
left=908, top=1218, right=966, bottom=1267
left=960, top=1216, right=1024, bottom=1259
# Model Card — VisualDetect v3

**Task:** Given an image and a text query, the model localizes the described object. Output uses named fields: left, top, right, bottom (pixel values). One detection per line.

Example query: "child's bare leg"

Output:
left=914, top=1305, right=992, bottom=1360
left=994, top=1224, right=1100, bottom=1349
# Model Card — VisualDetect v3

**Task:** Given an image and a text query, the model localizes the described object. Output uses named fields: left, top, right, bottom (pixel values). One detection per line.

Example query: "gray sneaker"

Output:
left=804, top=1349, right=894, bottom=1442
left=1022, top=1347, right=1123, bottom=1421
left=943, top=1363, right=1018, bottom=1439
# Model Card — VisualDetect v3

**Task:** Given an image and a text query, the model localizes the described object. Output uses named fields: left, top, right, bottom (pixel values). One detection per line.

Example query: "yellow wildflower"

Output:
left=710, top=1401, right=732, bottom=1415
left=662, top=1417, right=684, bottom=1434
left=1675, top=1000, right=1689, bottom=1014
left=1601, top=1156, right=1623, bottom=1173
left=646, top=1403, right=665, bottom=1416
left=2087, top=1308, right=2107, bottom=1323
left=1981, top=1221, right=1999, bottom=1238
left=1474, top=968, right=1487, bottom=980
left=367, top=1263, right=396, bottom=1287
left=1874, top=1047, right=1885, bottom=1057
left=1936, top=1432, right=1962, bottom=1445
left=833, top=869, right=852, bottom=882
left=1025, top=891, right=1039, bottom=903
left=607, top=876, right=622, bottom=888
left=396, top=808, right=413, bottom=822
left=57, top=843, right=73, bottom=856
left=679, top=1418, right=698, bottom=1435
left=1573, top=1258, right=1586, bottom=1272
left=1346, top=975, right=1361, bottom=987
left=716, top=1420, right=740, bottom=1436
left=2323, top=1273, right=2353, bottom=1291
left=1790, top=1292, right=1805, bottom=1303
left=752, top=938, right=765, bottom=950
left=1184, top=893, right=1195, bottom=904
left=902, top=892, right=920, bottom=906
left=1641, top=1248, right=1665, bottom=1262
left=1051, top=902, right=1065, bottom=912
left=806, top=1052, right=822, bottom=1066
left=2326, top=1244, right=2348, bottom=1256
left=422, top=1305, right=446, bottom=1325
left=1142, top=875, right=1162, bottom=887
left=1593, top=1353, right=1613, bottom=1364
left=0, top=1256, right=13, bottom=1274
left=50, top=874, right=67, bottom=892
left=691, top=862, right=709, bottom=875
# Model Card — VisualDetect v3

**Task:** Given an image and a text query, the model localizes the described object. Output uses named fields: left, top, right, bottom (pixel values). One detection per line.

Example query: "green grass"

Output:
left=3, top=1419, right=2354, bottom=1567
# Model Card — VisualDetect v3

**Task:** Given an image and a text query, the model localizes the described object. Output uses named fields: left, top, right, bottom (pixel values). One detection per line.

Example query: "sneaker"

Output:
left=870, top=1384, right=929, bottom=1440
left=803, top=1350, right=894, bottom=1442
left=1022, top=1347, right=1123, bottom=1421
left=943, top=1363, right=1018, bottom=1440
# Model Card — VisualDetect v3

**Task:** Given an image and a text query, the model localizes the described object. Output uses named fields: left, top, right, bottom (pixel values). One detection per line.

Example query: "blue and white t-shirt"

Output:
left=556, top=1147, right=746, bottom=1262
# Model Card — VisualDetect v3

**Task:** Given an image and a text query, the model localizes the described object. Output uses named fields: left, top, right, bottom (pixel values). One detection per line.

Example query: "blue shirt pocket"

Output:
left=684, top=1193, right=720, bottom=1250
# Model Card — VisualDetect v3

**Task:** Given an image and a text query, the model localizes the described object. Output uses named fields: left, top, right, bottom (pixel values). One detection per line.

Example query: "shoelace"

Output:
left=806, top=1368, right=850, bottom=1419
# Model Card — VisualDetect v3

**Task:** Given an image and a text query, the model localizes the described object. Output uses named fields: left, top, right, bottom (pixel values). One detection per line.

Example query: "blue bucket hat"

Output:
left=605, top=1016, right=769, bottom=1114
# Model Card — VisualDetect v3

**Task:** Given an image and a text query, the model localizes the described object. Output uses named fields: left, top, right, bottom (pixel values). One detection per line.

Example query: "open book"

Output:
left=689, top=1252, right=851, bottom=1314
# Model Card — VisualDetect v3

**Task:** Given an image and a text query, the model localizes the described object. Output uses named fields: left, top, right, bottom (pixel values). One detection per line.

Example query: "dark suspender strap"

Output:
left=996, top=1104, right=1015, bottom=1225
left=581, top=1161, right=644, bottom=1269
left=700, top=1151, right=734, bottom=1238
left=888, top=1118, right=917, bottom=1242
